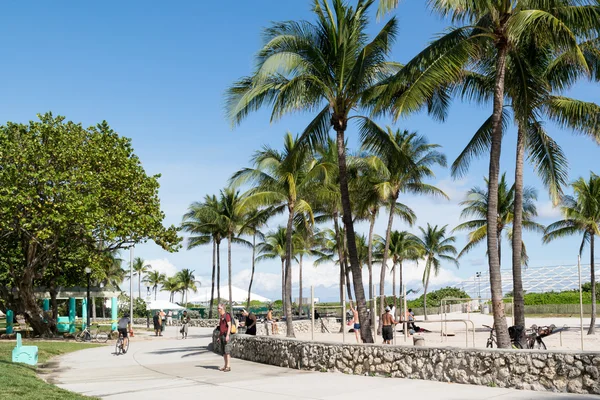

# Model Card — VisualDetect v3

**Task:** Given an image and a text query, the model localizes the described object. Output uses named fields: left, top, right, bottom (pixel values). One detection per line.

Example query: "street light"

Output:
left=84, top=267, right=92, bottom=331
left=146, top=286, right=151, bottom=328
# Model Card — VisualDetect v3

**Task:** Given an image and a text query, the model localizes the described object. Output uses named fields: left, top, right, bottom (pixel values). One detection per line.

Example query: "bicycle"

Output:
left=75, top=324, right=109, bottom=343
left=524, top=324, right=553, bottom=350
left=115, top=332, right=129, bottom=355
left=483, top=324, right=522, bottom=349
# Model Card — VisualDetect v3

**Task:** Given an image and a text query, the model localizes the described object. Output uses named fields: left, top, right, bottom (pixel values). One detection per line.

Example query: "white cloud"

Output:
left=146, top=258, right=178, bottom=278
left=537, top=200, right=561, bottom=220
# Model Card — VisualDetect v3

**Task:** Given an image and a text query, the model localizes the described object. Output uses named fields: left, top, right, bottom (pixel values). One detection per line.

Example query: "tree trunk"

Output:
left=138, top=275, right=141, bottom=303
left=379, top=198, right=396, bottom=323
left=423, top=269, right=430, bottom=320
left=217, top=239, right=221, bottom=304
left=281, top=259, right=285, bottom=311
left=285, top=206, right=295, bottom=337
left=247, top=233, right=256, bottom=310
left=101, top=297, right=106, bottom=319
left=512, top=124, right=526, bottom=334
left=367, top=213, right=376, bottom=300
left=589, top=233, right=596, bottom=335
left=398, top=260, right=403, bottom=314
left=209, top=240, right=216, bottom=319
left=392, top=263, right=396, bottom=312
left=50, top=287, right=58, bottom=334
left=228, top=233, right=234, bottom=315
left=339, top=258, right=345, bottom=333
left=155, top=287, right=157, bottom=301
left=19, top=271, right=48, bottom=336
left=333, top=212, right=346, bottom=331
left=335, top=126, right=373, bottom=343
left=487, top=42, right=511, bottom=348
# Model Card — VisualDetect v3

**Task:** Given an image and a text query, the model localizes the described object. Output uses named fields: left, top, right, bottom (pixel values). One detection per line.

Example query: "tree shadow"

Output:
left=149, top=347, right=209, bottom=356
left=196, top=365, right=220, bottom=370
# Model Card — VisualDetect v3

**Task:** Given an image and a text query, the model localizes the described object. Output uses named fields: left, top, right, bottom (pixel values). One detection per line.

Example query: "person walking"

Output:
left=217, top=304, right=232, bottom=372
left=153, top=311, right=162, bottom=336
left=381, top=306, right=399, bottom=344
left=180, top=310, right=190, bottom=339
left=167, top=310, right=173, bottom=326
left=349, top=302, right=361, bottom=343
left=241, top=309, right=257, bottom=336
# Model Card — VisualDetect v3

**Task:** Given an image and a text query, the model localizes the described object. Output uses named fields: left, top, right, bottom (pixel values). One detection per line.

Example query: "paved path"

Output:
left=50, top=327, right=595, bottom=400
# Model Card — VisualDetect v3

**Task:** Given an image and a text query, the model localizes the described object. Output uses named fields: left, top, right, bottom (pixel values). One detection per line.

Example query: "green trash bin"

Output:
left=57, top=316, right=70, bottom=333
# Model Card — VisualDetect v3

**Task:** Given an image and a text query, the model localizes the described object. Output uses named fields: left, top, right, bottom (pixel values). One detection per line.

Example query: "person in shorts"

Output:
left=381, top=306, right=399, bottom=344
left=153, top=310, right=162, bottom=336
left=180, top=310, right=190, bottom=339
left=241, top=309, right=257, bottom=336
left=217, top=304, right=232, bottom=371
left=117, top=313, right=131, bottom=353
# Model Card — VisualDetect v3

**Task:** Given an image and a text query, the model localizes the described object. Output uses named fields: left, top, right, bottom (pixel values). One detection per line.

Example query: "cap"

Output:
left=385, top=306, right=391, bottom=312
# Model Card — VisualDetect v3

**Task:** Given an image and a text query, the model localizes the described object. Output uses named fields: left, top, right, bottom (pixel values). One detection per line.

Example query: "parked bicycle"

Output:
left=525, top=324, right=561, bottom=350
left=115, top=331, right=129, bottom=355
left=75, top=324, right=109, bottom=343
left=483, top=324, right=522, bottom=349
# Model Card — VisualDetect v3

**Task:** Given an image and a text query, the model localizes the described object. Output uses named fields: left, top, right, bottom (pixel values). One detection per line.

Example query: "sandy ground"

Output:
left=291, top=312, right=600, bottom=351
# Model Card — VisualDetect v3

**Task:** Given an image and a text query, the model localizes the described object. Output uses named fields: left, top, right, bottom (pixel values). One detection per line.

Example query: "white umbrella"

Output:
left=146, top=300, right=185, bottom=311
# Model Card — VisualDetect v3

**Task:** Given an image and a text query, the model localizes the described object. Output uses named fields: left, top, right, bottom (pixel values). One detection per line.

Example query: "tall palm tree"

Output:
left=177, top=269, right=199, bottom=306
left=544, top=173, right=600, bottom=334
left=144, top=270, right=165, bottom=301
left=182, top=195, right=226, bottom=319
left=453, top=174, right=544, bottom=264
left=132, top=257, right=151, bottom=301
left=161, top=276, right=182, bottom=302
left=417, top=224, right=458, bottom=319
left=232, top=133, right=322, bottom=338
left=294, top=224, right=327, bottom=313
left=362, top=128, right=446, bottom=316
left=377, top=0, right=599, bottom=348
left=375, top=230, right=422, bottom=311
left=256, top=227, right=292, bottom=307
left=227, top=0, right=408, bottom=343
left=239, top=208, right=273, bottom=310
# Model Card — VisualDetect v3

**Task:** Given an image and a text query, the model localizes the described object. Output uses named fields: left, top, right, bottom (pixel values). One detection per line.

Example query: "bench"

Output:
left=12, top=333, right=38, bottom=366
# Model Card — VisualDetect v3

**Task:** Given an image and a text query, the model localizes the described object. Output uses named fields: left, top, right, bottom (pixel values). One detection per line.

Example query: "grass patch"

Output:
left=0, top=341, right=101, bottom=399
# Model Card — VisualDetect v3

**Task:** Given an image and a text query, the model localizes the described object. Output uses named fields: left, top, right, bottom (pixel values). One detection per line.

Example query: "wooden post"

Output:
left=372, top=285, right=377, bottom=341
left=311, top=286, right=315, bottom=342
left=403, top=284, right=408, bottom=342
left=578, top=255, right=584, bottom=351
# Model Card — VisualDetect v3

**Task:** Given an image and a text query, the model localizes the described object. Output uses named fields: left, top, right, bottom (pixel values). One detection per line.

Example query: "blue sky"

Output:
left=1, top=1, right=598, bottom=301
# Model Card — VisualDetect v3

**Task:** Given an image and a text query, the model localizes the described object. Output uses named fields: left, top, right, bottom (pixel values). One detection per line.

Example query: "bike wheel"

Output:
left=96, top=331, right=109, bottom=343
left=122, top=338, right=129, bottom=354
left=486, top=339, right=493, bottom=348
left=534, top=339, right=547, bottom=350
left=75, top=331, right=84, bottom=342
left=115, top=339, right=122, bottom=355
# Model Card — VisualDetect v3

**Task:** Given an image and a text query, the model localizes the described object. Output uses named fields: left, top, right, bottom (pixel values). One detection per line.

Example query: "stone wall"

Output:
left=211, top=333, right=600, bottom=394
left=255, top=318, right=341, bottom=336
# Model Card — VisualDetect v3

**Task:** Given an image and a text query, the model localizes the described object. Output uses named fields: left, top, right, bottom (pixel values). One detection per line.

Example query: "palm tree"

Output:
left=239, top=208, right=272, bottom=310
left=362, top=128, right=446, bottom=316
left=377, top=0, right=599, bottom=348
left=161, top=276, right=182, bottom=302
left=144, top=270, right=165, bottom=301
left=232, top=133, right=322, bottom=338
left=256, top=227, right=291, bottom=308
left=182, top=195, right=226, bottom=319
left=417, top=224, right=458, bottom=319
left=453, top=174, right=544, bottom=264
left=226, top=0, right=407, bottom=343
left=177, top=269, right=199, bottom=306
left=375, top=230, right=422, bottom=311
left=544, top=173, right=600, bottom=334
left=294, top=224, right=327, bottom=313
left=132, top=257, right=151, bottom=301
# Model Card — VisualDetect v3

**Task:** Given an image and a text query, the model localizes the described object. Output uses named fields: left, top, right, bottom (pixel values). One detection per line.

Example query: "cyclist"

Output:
left=117, top=313, right=131, bottom=353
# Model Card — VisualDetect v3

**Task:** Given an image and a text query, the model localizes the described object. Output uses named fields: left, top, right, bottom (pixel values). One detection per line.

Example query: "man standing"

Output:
left=180, top=310, right=190, bottom=339
left=159, top=309, right=166, bottom=334
left=153, top=311, right=162, bottom=336
left=217, top=304, right=231, bottom=372
left=381, top=306, right=399, bottom=344
left=349, top=302, right=361, bottom=343
left=241, top=309, right=257, bottom=336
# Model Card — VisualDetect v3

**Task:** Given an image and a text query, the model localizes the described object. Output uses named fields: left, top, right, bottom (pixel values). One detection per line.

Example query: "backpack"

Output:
left=228, top=313, right=237, bottom=334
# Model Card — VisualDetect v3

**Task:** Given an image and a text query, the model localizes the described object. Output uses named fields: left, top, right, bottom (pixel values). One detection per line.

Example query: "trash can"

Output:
left=57, top=316, right=70, bottom=333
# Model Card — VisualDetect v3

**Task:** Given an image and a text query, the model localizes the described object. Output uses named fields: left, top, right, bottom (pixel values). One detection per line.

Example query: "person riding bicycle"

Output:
left=117, top=313, right=131, bottom=353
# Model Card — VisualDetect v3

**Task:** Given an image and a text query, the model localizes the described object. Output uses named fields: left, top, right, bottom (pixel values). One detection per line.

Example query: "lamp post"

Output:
left=475, top=272, right=482, bottom=310
left=129, top=246, right=134, bottom=320
left=146, top=286, right=151, bottom=328
left=85, top=267, right=92, bottom=329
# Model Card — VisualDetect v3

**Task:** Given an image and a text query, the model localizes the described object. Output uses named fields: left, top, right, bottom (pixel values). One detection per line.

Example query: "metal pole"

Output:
left=311, top=286, right=314, bottom=341
left=578, top=255, right=584, bottom=351
left=403, top=284, right=407, bottom=342
left=342, top=293, right=346, bottom=343
left=129, top=246, right=134, bottom=322
left=86, top=272, right=91, bottom=329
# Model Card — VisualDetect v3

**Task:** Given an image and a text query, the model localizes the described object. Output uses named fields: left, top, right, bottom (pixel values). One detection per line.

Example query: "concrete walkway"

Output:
left=50, top=327, right=596, bottom=400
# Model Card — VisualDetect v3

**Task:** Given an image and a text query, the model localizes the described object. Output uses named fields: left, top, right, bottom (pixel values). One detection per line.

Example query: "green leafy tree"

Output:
left=256, top=227, right=292, bottom=306
left=161, top=276, right=182, bottom=302
left=544, top=173, right=600, bottom=334
left=0, top=113, right=180, bottom=334
left=362, top=128, right=446, bottom=316
left=226, top=0, right=409, bottom=343
left=407, top=287, right=469, bottom=309
left=176, top=269, right=199, bottom=305
left=416, top=224, right=459, bottom=319
left=144, top=271, right=166, bottom=301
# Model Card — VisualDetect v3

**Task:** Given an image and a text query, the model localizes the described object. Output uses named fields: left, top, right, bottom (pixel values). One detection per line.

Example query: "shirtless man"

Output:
left=349, top=302, right=361, bottom=343
left=381, top=306, right=399, bottom=344
left=266, top=308, right=278, bottom=335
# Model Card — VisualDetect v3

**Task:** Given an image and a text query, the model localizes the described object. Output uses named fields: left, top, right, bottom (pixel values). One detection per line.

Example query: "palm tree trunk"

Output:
left=333, top=212, right=347, bottom=329
left=228, top=233, right=234, bottom=315
left=209, top=240, right=216, bottom=319
left=589, top=233, right=596, bottom=335
left=335, top=126, right=373, bottom=343
left=512, top=124, right=526, bottom=332
left=247, top=233, right=256, bottom=310
left=379, top=198, right=396, bottom=319
left=423, top=270, right=429, bottom=320
left=367, top=213, right=376, bottom=300
left=285, top=206, right=295, bottom=337
left=101, top=298, right=106, bottom=319
left=138, top=275, right=142, bottom=304
left=155, top=287, right=157, bottom=301
left=487, top=43, right=511, bottom=348
left=217, top=239, right=221, bottom=305
left=339, top=259, right=345, bottom=333
left=299, top=253, right=303, bottom=315
left=392, top=264, right=396, bottom=312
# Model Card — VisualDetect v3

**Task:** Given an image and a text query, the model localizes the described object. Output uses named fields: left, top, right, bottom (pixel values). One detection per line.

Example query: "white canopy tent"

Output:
left=188, top=285, right=271, bottom=304
left=146, top=300, right=185, bottom=311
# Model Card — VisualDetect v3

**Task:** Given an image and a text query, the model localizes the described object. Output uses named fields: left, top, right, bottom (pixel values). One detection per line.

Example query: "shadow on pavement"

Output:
left=149, top=347, right=209, bottom=356
left=196, top=365, right=221, bottom=370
